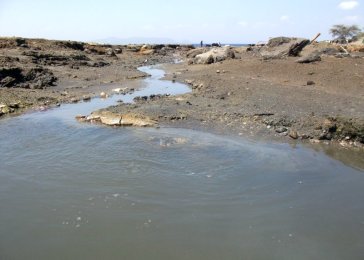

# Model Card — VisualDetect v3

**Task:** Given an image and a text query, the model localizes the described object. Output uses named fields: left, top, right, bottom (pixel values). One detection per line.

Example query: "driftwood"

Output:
left=310, top=33, right=321, bottom=44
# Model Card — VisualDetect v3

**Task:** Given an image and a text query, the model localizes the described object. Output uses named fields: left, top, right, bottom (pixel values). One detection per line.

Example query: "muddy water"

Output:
left=0, top=66, right=364, bottom=260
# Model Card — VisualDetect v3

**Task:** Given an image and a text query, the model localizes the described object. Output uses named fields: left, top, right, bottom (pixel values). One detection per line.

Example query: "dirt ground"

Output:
left=103, top=46, right=364, bottom=147
left=1, top=37, right=364, bottom=149
left=0, top=38, right=183, bottom=116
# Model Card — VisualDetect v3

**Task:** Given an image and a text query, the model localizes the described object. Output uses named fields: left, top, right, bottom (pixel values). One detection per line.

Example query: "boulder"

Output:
left=193, top=46, right=235, bottom=64
left=260, top=37, right=310, bottom=59
left=0, top=67, right=57, bottom=89
left=186, top=48, right=207, bottom=58
left=266, top=37, right=292, bottom=47
left=296, top=52, right=322, bottom=63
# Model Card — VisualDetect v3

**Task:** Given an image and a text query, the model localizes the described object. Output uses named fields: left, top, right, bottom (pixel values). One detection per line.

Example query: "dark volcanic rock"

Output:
left=23, top=51, right=90, bottom=66
left=0, top=66, right=57, bottom=89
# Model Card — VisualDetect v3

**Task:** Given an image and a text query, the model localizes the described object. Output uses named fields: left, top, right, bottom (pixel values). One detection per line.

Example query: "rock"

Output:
left=193, top=46, right=235, bottom=64
left=100, top=112, right=122, bottom=126
left=0, top=76, right=16, bottom=87
left=126, top=45, right=142, bottom=52
left=140, top=49, right=155, bottom=55
left=86, top=113, right=101, bottom=122
left=260, top=37, right=310, bottom=59
left=89, top=61, right=110, bottom=67
left=319, top=132, right=333, bottom=140
left=322, top=119, right=337, bottom=132
left=307, top=80, right=315, bottom=86
left=24, top=67, right=57, bottom=89
left=139, top=45, right=155, bottom=55
left=112, top=88, right=124, bottom=93
left=140, top=45, right=151, bottom=51
left=317, top=48, right=340, bottom=56
left=120, top=114, right=156, bottom=127
left=100, top=92, right=107, bottom=98
left=114, top=48, right=122, bottom=54
left=289, top=130, right=299, bottom=139
left=84, top=44, right=111, bottom=55
left=105, top=48, right=117, bottom=57
left=0, top=104, right=10, bottom=115
left=186, top=48, right=206, bottom=58
left=275, top=127, right=288, bottom=133
left=70, top=97, right=80, bottom=103
left=75, top=115, right=87, bottom=122
left=266, top=37, right=291, bottom=47
left=82, top=95, right=91, bottom=101
left=296, top=52, right=322, bottom=63
left=85, top=111, right=156, bottom=127
left=8, top=101, right=21, bottom=108
left=0, top=66, right=56, bottom=89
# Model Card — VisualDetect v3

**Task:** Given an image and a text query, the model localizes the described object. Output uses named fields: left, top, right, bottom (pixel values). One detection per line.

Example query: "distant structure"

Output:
left=200, top=40, right=203, bottom=47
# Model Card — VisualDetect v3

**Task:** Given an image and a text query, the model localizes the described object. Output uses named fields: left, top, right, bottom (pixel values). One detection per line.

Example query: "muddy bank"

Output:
left=2, top=37, right=364, bottom=148
left=96, top=40, right=364, bottom=147
left=0, top=37, right=192, bottom=117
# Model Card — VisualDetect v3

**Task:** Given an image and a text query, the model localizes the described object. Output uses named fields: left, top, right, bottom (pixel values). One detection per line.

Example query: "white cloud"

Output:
left=338, top=1, right=359, bottom=10
left=280, top=15, right=290, bottom=22
left=238, top=21, right=248, bottom=27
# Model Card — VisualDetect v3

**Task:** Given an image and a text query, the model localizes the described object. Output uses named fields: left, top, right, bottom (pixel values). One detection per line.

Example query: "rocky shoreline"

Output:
left=1, top=37, right=364, bottom=148
left=0, top=37, right=192, bottom=117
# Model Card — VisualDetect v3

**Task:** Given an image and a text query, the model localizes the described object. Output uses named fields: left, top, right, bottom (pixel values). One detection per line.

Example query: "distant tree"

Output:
left=330, top=24, right=362, bottom=42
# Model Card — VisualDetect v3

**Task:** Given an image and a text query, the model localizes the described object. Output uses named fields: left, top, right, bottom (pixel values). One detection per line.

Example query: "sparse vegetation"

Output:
left=330, top=24, right=362, bottom=42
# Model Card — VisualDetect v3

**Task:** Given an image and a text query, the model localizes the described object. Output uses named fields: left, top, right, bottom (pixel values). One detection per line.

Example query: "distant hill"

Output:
left=94, top=37, right=177, bottom=45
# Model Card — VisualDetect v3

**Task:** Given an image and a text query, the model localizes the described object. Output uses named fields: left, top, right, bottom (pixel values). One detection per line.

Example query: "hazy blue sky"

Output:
left=0, top=0, right=363, bottom=43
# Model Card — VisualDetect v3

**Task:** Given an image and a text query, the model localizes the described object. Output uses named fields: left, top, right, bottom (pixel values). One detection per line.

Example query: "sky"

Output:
left=0, top=0, right=363, bottom=43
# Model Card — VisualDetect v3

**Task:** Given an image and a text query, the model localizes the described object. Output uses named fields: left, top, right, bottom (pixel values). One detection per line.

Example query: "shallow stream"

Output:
left=0, top=65, right=364, bottom=260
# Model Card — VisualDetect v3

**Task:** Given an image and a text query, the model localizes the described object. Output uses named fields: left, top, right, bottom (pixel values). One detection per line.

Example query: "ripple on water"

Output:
left=0, top=66, right=364, bottom=260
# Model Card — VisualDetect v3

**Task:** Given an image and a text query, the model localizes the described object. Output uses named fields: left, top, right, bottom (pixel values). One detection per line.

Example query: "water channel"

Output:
left=0, top=65, right=363, bottom=260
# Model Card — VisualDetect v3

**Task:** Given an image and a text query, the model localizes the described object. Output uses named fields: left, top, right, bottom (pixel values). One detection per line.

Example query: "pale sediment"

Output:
left=76, top=110, right=157, bottom=127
